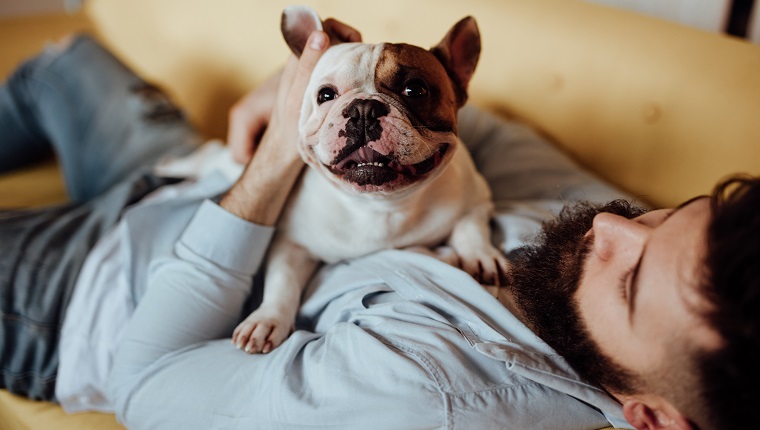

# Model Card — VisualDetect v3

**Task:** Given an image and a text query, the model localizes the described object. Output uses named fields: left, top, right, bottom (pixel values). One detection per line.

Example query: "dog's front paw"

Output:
left=452, top=244, right=510, bottom=287
left=232, top=306, right=295, bottom=354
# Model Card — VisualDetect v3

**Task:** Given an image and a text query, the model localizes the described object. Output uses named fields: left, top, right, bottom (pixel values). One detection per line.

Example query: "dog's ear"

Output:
left=281, top=7, right=361, bottom=57
left=281, top=5, right=324, bottom=57
left=431, top=16, right=481, bottom=106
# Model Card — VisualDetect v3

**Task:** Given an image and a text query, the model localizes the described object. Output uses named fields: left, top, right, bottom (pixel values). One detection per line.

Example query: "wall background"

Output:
left=1, top=0, right=756, bottom=42
left=586, top=0, right=732, bottom=32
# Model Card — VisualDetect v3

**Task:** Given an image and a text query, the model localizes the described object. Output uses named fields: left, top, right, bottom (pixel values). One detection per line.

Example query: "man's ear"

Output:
left=622, top=397, right=694, bottom=430
left=430, top=16, right=481, bottom=107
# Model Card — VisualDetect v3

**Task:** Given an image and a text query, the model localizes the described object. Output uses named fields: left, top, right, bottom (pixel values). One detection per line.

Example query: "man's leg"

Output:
left=0, top=34, right=202, bottom=401
left=0, top=34, right=203, bottom=202
left=0, top=174, right=181, bottom=401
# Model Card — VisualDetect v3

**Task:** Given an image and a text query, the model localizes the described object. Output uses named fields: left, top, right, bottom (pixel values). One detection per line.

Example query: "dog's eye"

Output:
left=402, top=79, right=428, bottom=98
left=317, top=87, right=338, bottom=105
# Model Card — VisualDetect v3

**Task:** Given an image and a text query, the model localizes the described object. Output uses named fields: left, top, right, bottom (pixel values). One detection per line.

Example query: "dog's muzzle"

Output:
left=329, top=144, right=449, bottom=186
left=324, top=98, right=449, bottom=187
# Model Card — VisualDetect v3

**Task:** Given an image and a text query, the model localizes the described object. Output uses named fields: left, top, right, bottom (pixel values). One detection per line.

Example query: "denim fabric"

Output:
left=0, top=35, right=203, bottom=202
left=0, top=34, right=201, bottom=401
left=0, top=174, right=182, bottom=400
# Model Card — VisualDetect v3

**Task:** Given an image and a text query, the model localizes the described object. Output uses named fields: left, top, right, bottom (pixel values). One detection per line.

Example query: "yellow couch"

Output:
left=1, top=0, right=758, bottom=428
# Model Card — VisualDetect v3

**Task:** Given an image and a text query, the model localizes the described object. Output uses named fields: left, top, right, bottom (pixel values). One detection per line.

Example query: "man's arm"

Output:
left=220, top=31, right=331, bottom=225
left=108, top=30, right=330, bottom=418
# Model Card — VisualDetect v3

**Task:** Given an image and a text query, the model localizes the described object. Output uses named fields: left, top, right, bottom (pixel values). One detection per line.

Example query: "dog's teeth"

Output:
left=355, top=162, right=385, bottom=168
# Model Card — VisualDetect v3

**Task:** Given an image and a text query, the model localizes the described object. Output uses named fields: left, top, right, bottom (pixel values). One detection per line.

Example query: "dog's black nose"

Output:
left=343, top=98, right=390, bottom=121
left=338, top=99, right=391, bottom=155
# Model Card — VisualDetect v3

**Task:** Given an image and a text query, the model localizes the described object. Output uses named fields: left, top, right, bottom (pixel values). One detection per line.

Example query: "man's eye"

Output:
left=618, top=268, right=633, bottom=303
left=402, top=79, right=428, bottom=98
left=317, top=87, right=338, bottom=105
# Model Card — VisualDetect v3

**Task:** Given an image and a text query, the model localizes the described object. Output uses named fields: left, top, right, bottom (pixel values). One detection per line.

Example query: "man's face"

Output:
left=510, top=197, right=717, bottom=396
left=577, top=197, right=719, bottom=394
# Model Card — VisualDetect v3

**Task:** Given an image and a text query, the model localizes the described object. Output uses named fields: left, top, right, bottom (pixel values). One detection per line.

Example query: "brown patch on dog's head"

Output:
left=374, top=43, right=459, bottom=135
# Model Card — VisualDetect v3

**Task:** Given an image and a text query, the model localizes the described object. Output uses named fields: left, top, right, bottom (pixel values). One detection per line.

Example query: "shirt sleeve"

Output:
left=108, top=199, right=275, bottom=417
left=108, top=324, right=445, bottom=429
left=107, top=200, right=445, bottom=429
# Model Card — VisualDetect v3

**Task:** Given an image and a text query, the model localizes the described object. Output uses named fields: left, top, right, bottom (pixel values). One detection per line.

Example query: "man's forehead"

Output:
left=659, top=196, right=711, bottom=284
left=650, top=197, right=718, bottom=346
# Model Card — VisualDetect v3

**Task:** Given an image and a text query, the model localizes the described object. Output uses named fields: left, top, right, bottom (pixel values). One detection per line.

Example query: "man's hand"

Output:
left=227, top=18, right=362, bottom=165
left=227, top=72, right=281, bottom=165
left=220, top=30, right=329, bottom=226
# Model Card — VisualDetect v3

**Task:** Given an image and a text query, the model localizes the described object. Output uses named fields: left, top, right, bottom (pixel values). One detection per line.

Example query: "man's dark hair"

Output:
left=697, top=175, right=760, bottom=429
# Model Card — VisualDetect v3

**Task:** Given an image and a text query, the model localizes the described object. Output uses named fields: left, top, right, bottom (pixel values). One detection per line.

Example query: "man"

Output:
left=0, top=26, right=756, bottom=430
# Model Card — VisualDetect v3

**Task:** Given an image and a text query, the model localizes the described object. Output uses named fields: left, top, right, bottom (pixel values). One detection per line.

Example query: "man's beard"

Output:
left=509, top=199, right=648, bottom=395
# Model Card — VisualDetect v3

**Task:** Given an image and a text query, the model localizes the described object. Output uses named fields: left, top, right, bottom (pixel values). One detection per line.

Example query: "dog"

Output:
left=232, top=6, right=508, bottom=354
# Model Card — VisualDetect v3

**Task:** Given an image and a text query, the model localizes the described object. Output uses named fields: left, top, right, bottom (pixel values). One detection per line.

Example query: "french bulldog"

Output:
left=233, top=6, right=508, bottom=353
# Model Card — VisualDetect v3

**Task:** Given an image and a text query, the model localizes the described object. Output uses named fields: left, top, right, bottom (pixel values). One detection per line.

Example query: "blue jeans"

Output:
left=0, top=35, right=203, bottom=401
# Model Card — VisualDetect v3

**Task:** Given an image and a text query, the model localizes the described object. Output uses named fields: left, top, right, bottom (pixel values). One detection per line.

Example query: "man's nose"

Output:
left=591, top=213, right=651, bottom=262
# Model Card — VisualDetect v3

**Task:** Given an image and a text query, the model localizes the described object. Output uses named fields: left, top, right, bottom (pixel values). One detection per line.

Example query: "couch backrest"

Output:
left=86, top=0, right=760, bottom=207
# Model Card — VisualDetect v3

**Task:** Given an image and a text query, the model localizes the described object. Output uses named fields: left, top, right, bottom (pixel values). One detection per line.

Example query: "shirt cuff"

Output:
left=178, top=199, right=275, bottom=274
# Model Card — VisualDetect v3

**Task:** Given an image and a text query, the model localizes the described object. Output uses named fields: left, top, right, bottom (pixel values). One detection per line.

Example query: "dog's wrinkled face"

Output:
left=297, top=42, right=460, bottom=196
left=280, top=6, right=480, bottom=196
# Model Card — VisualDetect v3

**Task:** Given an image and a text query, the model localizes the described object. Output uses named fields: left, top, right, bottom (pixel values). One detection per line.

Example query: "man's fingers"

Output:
left=279, top=30, right=327, bottom=94
left=286, top=31, right=329, bottom=107
left=228, top=93, right=273, bottom=164
left=227, top=105, right=253, bottom=164
left=278, top=55, right=299, bottom=94
left=228, top=104, right=256, bottom=164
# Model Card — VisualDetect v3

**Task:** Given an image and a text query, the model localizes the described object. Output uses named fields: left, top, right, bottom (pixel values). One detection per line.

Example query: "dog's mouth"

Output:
left=327, top=144, right=449, bottom=187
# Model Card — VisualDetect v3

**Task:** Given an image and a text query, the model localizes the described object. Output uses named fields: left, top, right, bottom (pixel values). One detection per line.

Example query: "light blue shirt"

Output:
left=106, top=106, right=635, bottom=429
